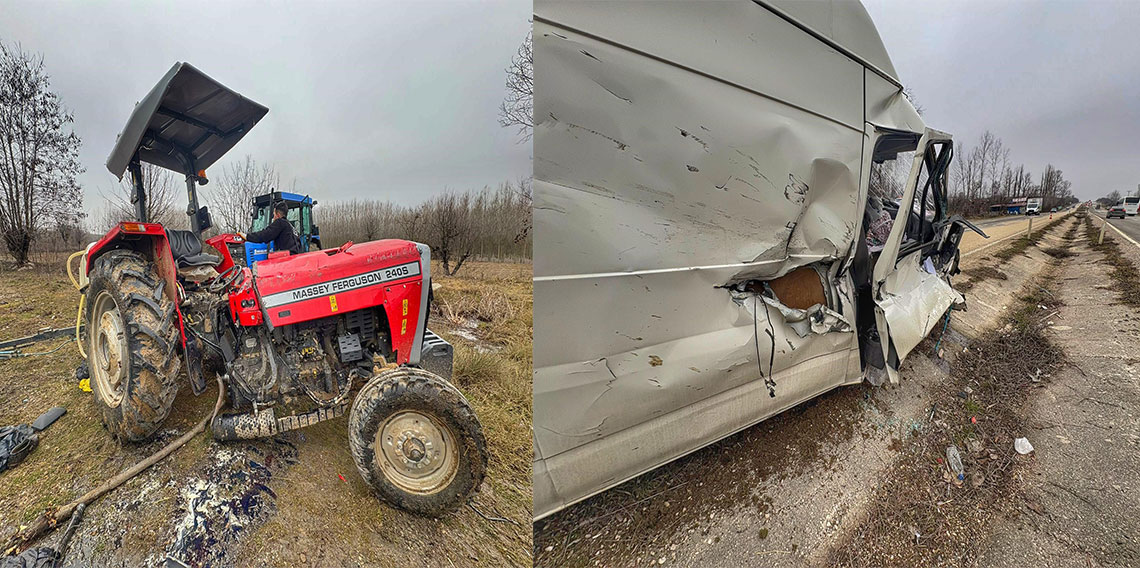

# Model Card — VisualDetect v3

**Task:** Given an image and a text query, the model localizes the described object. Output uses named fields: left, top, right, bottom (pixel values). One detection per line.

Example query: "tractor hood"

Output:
left=106, top=62, right=268, bottom=179
left=252, top=240, right=424, bottom=328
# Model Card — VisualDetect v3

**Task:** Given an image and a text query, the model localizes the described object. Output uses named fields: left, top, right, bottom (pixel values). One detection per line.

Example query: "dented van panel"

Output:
left=533, top=0, right=966, bottom=520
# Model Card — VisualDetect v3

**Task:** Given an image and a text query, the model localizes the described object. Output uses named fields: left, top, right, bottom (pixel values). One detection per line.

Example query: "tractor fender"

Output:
left=85, top=222, right=198, bottom=387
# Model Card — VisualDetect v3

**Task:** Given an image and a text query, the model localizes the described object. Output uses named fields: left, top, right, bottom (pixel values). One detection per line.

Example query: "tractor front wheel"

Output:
left=86, top=250, right=182, bottom=442
left=348, top=367, right=488, bottom=516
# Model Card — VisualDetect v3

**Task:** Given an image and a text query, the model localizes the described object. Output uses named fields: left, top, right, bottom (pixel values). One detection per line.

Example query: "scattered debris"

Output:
left=165, top=440, right=297, bottom=566
left=0, top=407, right=66, bottom=474
left=1014, top=437, right=1034, bottom=455
left=945, top=445, right=965, bottom=482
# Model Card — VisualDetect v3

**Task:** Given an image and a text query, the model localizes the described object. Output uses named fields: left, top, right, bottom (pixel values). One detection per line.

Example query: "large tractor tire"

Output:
left=348, top=367, right=488, bottom=516
left=86, top=250, right=182, bottom=442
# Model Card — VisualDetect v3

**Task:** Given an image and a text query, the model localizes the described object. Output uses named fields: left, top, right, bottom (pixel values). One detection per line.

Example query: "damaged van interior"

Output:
left=532, top=0, right=986, bottom=520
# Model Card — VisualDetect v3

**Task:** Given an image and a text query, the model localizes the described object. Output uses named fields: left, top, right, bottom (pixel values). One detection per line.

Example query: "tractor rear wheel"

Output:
left=348, top=367, right=488, bottom=516
left=86, top=250, right=182, bottom=442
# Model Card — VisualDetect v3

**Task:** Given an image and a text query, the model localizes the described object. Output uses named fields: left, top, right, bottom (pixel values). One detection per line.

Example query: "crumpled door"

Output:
left=870, top=128, right=964, bottom=383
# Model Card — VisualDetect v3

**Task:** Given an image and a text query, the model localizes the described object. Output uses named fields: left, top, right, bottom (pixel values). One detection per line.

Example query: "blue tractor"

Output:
left=244, top=191, right=320, bottom=265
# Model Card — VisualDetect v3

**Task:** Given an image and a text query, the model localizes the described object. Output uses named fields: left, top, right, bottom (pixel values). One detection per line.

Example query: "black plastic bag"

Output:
left=0, top=425, right=38, bottom=474
left=0, top=547, right=59, bottom=568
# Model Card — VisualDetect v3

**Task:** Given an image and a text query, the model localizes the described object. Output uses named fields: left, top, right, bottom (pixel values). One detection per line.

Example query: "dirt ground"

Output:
left=534, top=210, right=1135, bottom=567
left=0, top=259, right=532, bottom=567
left=973, top=214, right=1140, bottom=566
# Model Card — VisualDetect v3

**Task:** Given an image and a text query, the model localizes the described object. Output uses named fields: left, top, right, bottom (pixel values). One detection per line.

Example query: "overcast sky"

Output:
left=0, top=0, right=531, bottom=223
left=864, top=0, right=1140, bottom=201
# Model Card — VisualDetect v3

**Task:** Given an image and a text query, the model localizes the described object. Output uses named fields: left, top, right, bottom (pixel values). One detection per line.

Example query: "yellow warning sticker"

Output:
left=401, top=318, right=407, bottom=335
left=402, top=298, right=408, bottom=316
left=329, top=295, right=338, bottom=312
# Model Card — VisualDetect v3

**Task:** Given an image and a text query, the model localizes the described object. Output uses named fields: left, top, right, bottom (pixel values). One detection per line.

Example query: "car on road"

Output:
left=1108, top=203, right=1127, bottom=219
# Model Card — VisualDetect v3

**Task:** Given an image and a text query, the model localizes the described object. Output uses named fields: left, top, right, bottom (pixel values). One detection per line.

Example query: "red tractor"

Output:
left=76, top=63, right=486, bottom=515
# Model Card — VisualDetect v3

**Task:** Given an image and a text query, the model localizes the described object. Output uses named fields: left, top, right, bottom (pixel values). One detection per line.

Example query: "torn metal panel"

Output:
left=877, top=252, right=963, bottom=362
left=729, top=264, right=854, bottom=339
left=760, top=295, right=852, bottom=338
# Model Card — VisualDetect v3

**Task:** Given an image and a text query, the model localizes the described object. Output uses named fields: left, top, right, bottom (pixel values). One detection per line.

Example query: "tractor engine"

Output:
left=225, top=305, right=390, bottom=409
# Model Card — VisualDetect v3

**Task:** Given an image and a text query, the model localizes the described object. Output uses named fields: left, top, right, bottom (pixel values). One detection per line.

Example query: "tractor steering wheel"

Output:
left=207, top=264, right=243, bottom=294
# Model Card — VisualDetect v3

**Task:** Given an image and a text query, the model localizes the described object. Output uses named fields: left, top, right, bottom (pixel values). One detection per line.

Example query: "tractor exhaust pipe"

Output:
left=211, top=403, right=347, bottom=441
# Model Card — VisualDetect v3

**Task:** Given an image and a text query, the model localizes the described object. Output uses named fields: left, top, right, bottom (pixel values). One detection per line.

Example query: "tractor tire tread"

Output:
left=87, top=249, right=181, bottom=442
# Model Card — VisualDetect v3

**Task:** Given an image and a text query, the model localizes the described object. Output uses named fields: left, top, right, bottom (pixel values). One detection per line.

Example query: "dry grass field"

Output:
left=0, top=258, right=532, bottom=567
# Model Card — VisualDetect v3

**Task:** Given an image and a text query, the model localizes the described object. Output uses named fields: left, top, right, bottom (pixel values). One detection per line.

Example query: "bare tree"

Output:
left=398, top=207, right=422, bottom=243
left=99, top=162, right=185, bottom=230
left=206, top=155, right=278, bottom=233
left=51, top=208, right=86, bottom=248
left=0, top=42, right=83, bottom=266
left=422, top=192, right=475, bottom=276
left=514, top=176, right=533, bottom=243
left=498, top=31, right=533, bottom=142
left=319, top=199, right=401, bottom=247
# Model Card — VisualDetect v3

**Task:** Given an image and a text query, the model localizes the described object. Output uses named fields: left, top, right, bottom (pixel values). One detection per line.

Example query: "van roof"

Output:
left=760, top=0, right=900, bottom=86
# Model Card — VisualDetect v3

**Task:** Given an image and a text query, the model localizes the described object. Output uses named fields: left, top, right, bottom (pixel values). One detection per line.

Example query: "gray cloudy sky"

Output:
left=0, top=0, right=531, bottom=222
left=864, top=0, right=1140, bottom=201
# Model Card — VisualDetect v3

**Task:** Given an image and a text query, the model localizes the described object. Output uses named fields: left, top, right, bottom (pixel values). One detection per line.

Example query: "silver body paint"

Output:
left=533, top=0, right=963, bottom=520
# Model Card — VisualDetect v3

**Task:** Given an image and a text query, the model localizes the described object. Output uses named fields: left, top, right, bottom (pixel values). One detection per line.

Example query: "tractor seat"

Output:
left=165, top=229, right=220, bottom=268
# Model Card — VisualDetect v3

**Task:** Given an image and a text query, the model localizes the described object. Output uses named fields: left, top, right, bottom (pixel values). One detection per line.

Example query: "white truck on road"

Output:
left=1123, top=195, right=1140, bottom=216
left=1026, top=196, right=1043, bottom=215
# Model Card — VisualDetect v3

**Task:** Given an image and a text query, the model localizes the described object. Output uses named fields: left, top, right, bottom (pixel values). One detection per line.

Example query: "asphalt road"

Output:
left=960, top=210, right=1075, bottom=257
left=1089, top=208, right=1140, bottom=248
left=972, top=215, right=1032, bottom=228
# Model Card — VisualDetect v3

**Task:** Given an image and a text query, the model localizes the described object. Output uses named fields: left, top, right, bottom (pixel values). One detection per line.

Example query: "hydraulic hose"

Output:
left=66, top=250, right=87, bottom=358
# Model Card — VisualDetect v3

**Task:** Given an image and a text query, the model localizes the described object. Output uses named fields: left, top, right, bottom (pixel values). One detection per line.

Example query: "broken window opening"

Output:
left=896, top=141, right=953, bottom=262
left=867, top=136, right=955, bottom=269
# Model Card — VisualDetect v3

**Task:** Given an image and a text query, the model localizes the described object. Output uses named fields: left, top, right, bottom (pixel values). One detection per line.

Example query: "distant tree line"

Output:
left=870, top=129, right=1078, bottom=217
left=320, top=179, right=532, bottom=275
left=1096, top=186, right=1140, bottom=207
left=949, top=130, right=1076, bottom=215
